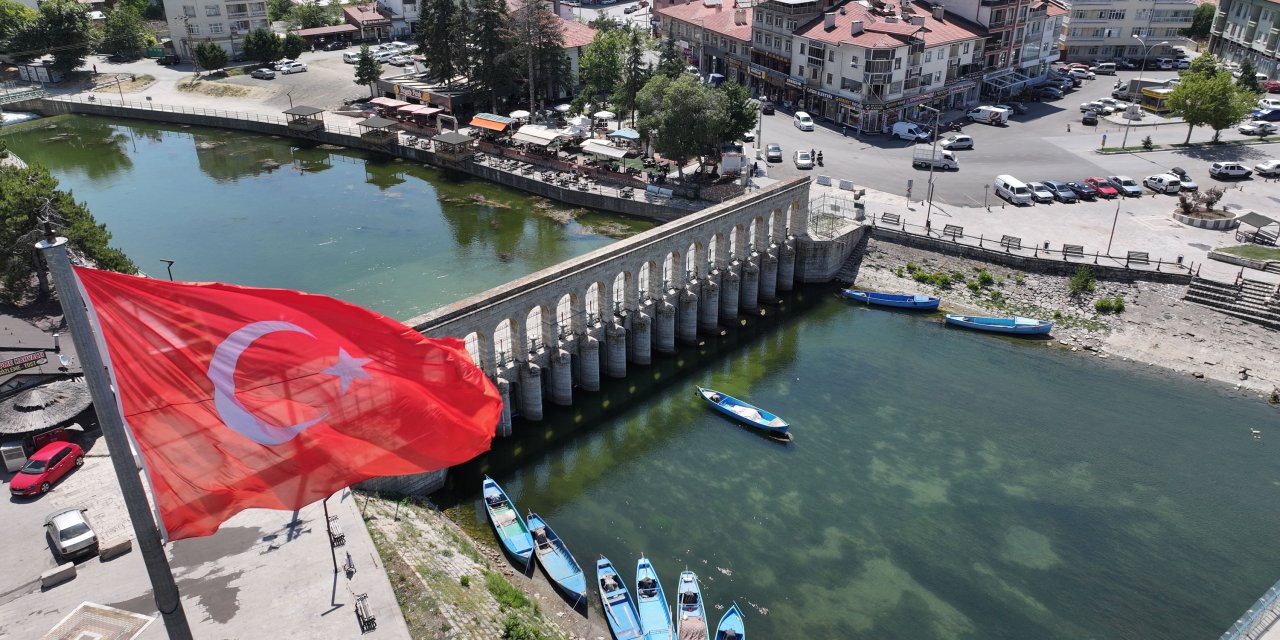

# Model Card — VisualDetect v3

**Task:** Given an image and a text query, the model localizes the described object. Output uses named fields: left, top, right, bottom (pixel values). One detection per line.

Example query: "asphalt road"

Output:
left=754, top=69, right=1280, bottom=207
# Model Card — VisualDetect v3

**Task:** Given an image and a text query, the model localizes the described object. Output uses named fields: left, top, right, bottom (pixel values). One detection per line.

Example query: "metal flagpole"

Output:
left=36, top=231, right=194, bottom=640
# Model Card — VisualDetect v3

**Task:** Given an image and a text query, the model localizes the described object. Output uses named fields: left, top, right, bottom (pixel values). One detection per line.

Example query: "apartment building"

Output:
left=941, top=0, right=1065, bottom=96
left=1210, top=0, right=1280, bottom=77
left=654, top=0, right=755, bottom=86
left=789, top=0, right=986, bottom=131
left=164, top=0, right=271, bottom=61
left=1062, top=0, right=1192, bottom=63
left=750, top=0, right=831, bottom=103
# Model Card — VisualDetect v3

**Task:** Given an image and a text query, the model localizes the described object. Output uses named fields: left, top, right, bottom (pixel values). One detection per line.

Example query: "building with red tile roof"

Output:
left=655, top=0, right=756, bottom=85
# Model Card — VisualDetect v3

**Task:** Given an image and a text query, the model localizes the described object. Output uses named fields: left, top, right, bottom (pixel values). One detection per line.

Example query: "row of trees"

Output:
left=1166, top=53, right=1263, bottom=143
left=1, top=0, right=93, bottom=73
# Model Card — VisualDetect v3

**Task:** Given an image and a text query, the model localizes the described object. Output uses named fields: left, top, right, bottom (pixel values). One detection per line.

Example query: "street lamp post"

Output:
left=920, top=105, right=941, bottom=232
left=1106, top=197, right=1122, bottom=254
left=1121, top=36, right=1169, bottom=149
left=160, top=259, right=175, bottom=281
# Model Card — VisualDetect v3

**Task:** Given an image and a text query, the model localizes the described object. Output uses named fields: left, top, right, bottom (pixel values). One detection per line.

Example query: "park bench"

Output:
left=355, top=593, right=377, bottom=633
left=1063, top=244, right=1085, bottom=259
left=1126, top=251, right=1149, bottom=267
left=942, top=224, right=963, bottom=240
left=999, top=235, right=1021, bottom=251
left=879, top=212, right=901, bottom=226
left=328, top=516, right=346, bottom=548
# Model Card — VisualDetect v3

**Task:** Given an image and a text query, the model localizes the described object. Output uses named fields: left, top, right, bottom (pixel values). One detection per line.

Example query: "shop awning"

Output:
left=581, top=140, right=628, bottom=159
left=470, top=113, right=513, bottom=131
left=607, top=128, right=640, bottom=140
left=357, top=116, right=398, bottom=129
left=512, top=125, right=562, bottom=146
left=397, top=104, right=430, bottom=114
left=369, top=97, right=409, bottom=108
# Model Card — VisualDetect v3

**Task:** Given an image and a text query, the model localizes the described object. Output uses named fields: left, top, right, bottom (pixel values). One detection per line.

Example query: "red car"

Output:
left=1084, top=176, right=1120, bottom=198
left=1263, top=80, right=1280, bottom=93
left=9, top=441, right=83, bottom=497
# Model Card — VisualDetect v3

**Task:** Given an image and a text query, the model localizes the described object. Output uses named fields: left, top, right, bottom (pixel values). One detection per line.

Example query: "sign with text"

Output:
left=0, top=351, right=47, bottom=376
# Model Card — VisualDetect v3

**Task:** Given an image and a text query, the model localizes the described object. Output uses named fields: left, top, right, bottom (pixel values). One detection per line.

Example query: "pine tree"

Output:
left=503, top=0, right=564, bottom=117
left=1237, top=58, right=1263, bottom=94
left=612, top=28, right=650, bottom=127
left=470, top=0, right=515, bottom=112
left=656, top=34, right=685, bottom=79
left=354, top=44, right=383, bottom=98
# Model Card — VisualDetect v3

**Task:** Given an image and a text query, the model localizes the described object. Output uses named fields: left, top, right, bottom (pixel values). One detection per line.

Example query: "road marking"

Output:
left=1132, top=215, right=1184, bottom=230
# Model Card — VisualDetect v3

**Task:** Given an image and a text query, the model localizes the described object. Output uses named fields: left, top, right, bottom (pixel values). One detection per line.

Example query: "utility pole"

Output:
left=920, top=105, right=941, bottom=233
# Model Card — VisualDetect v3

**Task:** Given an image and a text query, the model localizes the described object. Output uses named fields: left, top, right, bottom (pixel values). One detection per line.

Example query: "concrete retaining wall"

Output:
left=873, top=226, right=1193, bottom=284
left=1208, top=250, right=1280, bottom=273
left=796, top=223, right=867, bottom=283
left=1172, top=210, right=1241, bottom=230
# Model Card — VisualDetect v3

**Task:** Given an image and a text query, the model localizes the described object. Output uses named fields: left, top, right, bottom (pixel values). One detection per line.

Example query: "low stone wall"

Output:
left=797, top=223, right=867, bottom=282
left=1172, top=210, right=1241, bottom=230
left=1208, top=250, right=1279, bottom=273
left=872, top=226, right=1193, bottom=284
left=356, top=468, right=448, bottom=495
left=13, top=98, right=692, bottom=221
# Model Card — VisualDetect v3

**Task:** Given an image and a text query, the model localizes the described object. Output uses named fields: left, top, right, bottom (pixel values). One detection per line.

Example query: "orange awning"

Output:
left=469, top=116, right=509, bottom=131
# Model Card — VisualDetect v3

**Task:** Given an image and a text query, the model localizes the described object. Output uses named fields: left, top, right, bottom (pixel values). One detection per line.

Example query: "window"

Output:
left=894, top=57, right=902, bottom=69
left=810, top=66, right=819, bottom=79
left=828, top=50, right=835, bottom=62
left=755, top=32, right=762, bottom=43
left=250, top=2, right=265, bottom=11
left=187, top=23, right=200, bottom=34
left=1106, top=9, right=1125, bottom=20
left=1131, top=26, right=1152, bottom=37
left=963, top=42, right=970, bottom=54
left=798, top=65, right=805, bottom=76
left=849, top=55, right=859, bottom=67
left=210, top=22, right=223, bottom=32
left=730, top=43, right=738, bottom=54
left=787, top=20, right=797, bottom=30
left=826, top=72, right=833, bottom=84
left=925, top=50, right=932, bottom=62
left=755, top=11, right=761, bottom=21
left=205, top=4, right=220, bottom=15
left=183, top=4, right=196, bottom=16
left=799, top=42, right=806, bottom=55
left=785, top=38, right=792, bottom=52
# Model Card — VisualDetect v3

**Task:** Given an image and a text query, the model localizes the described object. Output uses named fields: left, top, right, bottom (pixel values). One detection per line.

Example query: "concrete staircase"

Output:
left=834, top=226, right=873, bottom=284
left=1183, top=277, right=1280, bottom=330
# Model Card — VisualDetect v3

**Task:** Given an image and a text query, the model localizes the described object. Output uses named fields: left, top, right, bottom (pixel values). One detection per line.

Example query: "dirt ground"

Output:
left=853, top=238, right=1280, bottom=402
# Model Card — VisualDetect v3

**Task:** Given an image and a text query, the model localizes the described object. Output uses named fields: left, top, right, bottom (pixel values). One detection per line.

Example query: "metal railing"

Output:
left=1220, top=580, right=1280, bottom=640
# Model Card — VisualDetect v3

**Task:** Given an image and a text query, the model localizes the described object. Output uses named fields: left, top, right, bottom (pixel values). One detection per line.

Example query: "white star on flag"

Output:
left=321, top=348, right=372, bottom=395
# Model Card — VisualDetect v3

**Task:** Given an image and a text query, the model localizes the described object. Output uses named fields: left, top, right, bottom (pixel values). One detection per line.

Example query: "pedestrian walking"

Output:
left=92, top=64, right=97, bottom=76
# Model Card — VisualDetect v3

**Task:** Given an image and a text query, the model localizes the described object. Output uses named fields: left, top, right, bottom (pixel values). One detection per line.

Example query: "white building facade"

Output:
left=162, top=0, right=271, bottom=60
left=1210, top=0, right=1280, bottom=77
left=1063, top=0, right=1192, bottom=63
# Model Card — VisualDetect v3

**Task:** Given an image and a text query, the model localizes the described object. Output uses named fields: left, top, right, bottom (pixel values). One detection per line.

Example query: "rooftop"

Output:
left=795, top=0, right=985, bottom=49
left=656, top=0, right=755, bottom=41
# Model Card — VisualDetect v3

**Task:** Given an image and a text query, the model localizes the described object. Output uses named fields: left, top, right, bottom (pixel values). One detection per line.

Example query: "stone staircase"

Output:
left=1183, top=277, right=1280, bottom=330
left=834, top=227, right=873, bottom=284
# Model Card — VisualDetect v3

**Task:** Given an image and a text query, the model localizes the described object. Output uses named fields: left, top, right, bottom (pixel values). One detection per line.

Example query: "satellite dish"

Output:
left=58, top=354, right=71, bottom=367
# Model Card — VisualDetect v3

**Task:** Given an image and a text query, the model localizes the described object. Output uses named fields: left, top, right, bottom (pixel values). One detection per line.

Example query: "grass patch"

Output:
left=503, top=614, right=549, bottom=640
left=1094, top=295, right=1126, bottom=314
left=176, top=79, right=251, bottom=97
left=485, top=570, right=535, bottom=612
left=1217, top=244, right=1280, bottom=261
left=1069, top=266, right=1097, bottom=297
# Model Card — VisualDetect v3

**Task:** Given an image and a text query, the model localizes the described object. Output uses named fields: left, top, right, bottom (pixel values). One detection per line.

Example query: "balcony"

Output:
left=984, top=41, right=1007, bottom=53
left=228, top=11, right=248, bottom=18
left=981, top=0, right=1011, bottom=6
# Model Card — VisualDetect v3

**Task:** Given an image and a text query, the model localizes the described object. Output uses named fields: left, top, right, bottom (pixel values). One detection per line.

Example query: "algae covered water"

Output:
left=9, top=115, right=1280, bottom=639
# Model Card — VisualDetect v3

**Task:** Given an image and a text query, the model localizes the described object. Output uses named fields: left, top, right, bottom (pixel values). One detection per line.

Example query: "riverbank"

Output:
left=359, top=493, right=604, bottom=640
left=854, top=237, right=1280, bottom=401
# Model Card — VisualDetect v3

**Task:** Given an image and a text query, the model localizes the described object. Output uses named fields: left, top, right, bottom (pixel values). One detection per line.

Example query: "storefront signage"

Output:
left=0, top=351, right=46, bottom=376
left=395, top=84, right=424, bottom=101
left=785, top=76, right=803, bottom=88
left=836, top=96, right=854, bottom=107
left=905, top=92, right=934, bottom=106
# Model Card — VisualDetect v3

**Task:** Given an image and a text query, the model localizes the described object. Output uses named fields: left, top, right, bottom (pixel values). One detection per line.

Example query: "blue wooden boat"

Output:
left=841, top=289, right=940, bottom=310
left=943, top=314, right=1053, bottom=335
left=714, top=602, right=745, bottom=640
left=636, top=556, right=673, bottom=640
left=527, top=512, right=587, bottom=602
left=695, top=387, right=791, bottom=440
left=675, top=571, right=709, bottom=640
left=598, top=556, right=643, bottom=640
left=482, top=476, right=534, bottom=567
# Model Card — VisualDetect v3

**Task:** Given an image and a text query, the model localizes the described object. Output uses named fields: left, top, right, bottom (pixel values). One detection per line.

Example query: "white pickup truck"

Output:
left=911, top=146, right=959, bottom=170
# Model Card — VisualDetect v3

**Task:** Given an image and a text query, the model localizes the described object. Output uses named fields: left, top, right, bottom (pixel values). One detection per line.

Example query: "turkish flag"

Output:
left=74, top=267, right=501, bottom=540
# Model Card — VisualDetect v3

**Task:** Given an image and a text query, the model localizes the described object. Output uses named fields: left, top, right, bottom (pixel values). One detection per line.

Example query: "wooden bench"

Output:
left=879, top=212, right=901, bottom=226
left=942, top=224, right=963, bottom=240
left=355, top=593, right=377, bottom=633
left=1063, top=244, right=1085, bottom=259
left=329, top=522, right=346, bottom=548
left=1126, top=251, right=1150, bottom=266
left=999, top=235, right=1021, bottom=251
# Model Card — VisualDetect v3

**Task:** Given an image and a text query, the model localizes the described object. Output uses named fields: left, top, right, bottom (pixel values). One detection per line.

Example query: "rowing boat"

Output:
left=636, top=555, right=673, bottom=639
left=482, top=476, right=534, bottom=567
left=943, top=314, right=1053, bottom=335
left=840, top=289, right=940, bottom=310
left=598, top=556, right=643, bottom=640
left=527, top=512, right=587, bottom=602
left=675, top=571, right=709, bottom=640
left=714, top=602, right=745, bottom=640
left=695, top=387, right=790, bottom=439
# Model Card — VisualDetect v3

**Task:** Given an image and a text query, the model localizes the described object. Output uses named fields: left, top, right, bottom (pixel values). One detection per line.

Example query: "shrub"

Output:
left=905, top=262, right=920, bottom=273
left=1178, top=193, right=1195, bottom=215
left=1053, top=310, right=1064, bottom=319
left=895, top=266, right=904, bottom=277
left=1200, top=186, right=1225, bottom=210
left=1095, top=297, right=1116, bottom=313
left=950, top=270, right=967, bottom=283
left=989, top=290, right=1003, bottom=302
left=912, top=271, right=931, bottom=283
left=1069, top=266, right=1097, bottom=296
left=1112, top=295, right=1125, bottom=312
left=1014, top=274, right=1025, bottom=285
left=966, top=280, right=980, bottom=294
left=1141, top=135, right=1154, bottom=151
left=485, top=571, right=533, bottom=611
left=932, top=274, right=952, bottom=289
left=502, top=615, right=546, bottom=640
left=977, top=269, right=995, bottom=287
left=460, top=575, right=471, bottom=588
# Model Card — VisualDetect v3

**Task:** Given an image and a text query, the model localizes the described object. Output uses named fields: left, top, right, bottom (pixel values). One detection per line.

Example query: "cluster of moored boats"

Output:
left=483, top=477, right=748, bottom=639
left=839, top=289, right=1054, bottom=335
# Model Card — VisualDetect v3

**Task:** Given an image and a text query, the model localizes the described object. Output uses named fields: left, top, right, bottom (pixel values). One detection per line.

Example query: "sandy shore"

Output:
left=852, top=237, right=1280, bottom=403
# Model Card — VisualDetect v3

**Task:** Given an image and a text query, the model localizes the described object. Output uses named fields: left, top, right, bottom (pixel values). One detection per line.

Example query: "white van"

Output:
left=967, top=106, right=1006, bottom=125
left=342, top=51, right=360, bottom=64
left=1091, top=62, right=1117, bottom=75
left=891, top=121, right=930, bottom=141
left=993, top=174, right=1033, bottom=205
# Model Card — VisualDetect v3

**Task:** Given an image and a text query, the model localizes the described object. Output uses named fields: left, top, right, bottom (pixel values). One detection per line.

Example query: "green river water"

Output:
left=6, top=115, right=1280, bottom=640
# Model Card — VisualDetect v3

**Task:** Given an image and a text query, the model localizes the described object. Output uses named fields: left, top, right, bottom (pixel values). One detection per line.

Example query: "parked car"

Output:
left=939, top=134, right=974, bottom=150
left=1174, top=59, right=1191, bottom=70
left=1154, top=57, right=1175, bottom=70
left=1042, top=180, right=1078, bottom=203
left=1028, top=182, right=1055, bottom=203
left=1239, top=121, right=1277, bottom=136
left=279, top=62, right=308, bottom=74
left=1037, top=86, right=1064, bottom=99
left=1116, top=59, right=1139, bottom=70
left=1254, top=108, right=1280, bottom=122
left=1068, top=180, right=1098, bottom=200
left=156, top=54, right=180, bottom=65
left=374, top=50, right=395, bottom=63
left=892, top=121, right=932, bottom=140
left=388, top=55, right=412, bottom=66
left=1259, top=98, right=1280, bottom=110
left=272, top=58, right=295, bottom=71
left=1144, top=174, right=1182, bottom=194
left=759, top=100, right=775, bottom=114
left=322, top=40, right=348, bottom=51
left=765, top=143, right=782, bottom=162
left=793, top=150, right=814, bottom=169
left=1107, top=175, right=1142, bottom=197
left=792, top=111, right=815, bottom=131
left=250, top=67, right=276, bottom=79
left=741, top=130, right=755, bottom=142
left=623, top=4, right=639, bottom=12
left=1255, top=160, right=1280, bottom=176
left=1210, top=162, right=1252, bottom=179
left=1263, top=80, right=1280, bottom=93
left=388, top=41, right=413, bottom=53
left=1080, top=101, right=1107, bottom=113
left=1082, top=110, right=1099, bottom=126
left=9, top=442, right=84, bottom=497
left=1169, top=167, right=1198, bottom=191
left=1069, top=68, right=1095, bottom=80
left=1085, top=176, right=1120, bottom=198
left=1100, top=98, right=1129, bottom=111
left=45, top=508, right=98, bottom=560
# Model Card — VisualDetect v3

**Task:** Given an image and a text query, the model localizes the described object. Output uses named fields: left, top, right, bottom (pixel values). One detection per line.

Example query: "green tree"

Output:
left=7, top=0, right=92, bottom=73
left=0, top=165, right=136, bottom=303
left=353, top=44, right=383, bottom=97
left=267, top=0, right=292, bottom=21
left=100, top=7, right=147, bottom=58
left=574, top=28, right=626, bottom=113
left=282, top=32, right=305, bottom=59
left=636, top=74, right=719, bottom=176
left=470, top=0, right=515, bottom=112
left=0, top=0, right=37, bottom=44
left=1183, top=52, right=1221, bottom=79
left=611, top=28, right=649, bottom=126
left=242, top=27, right=282, bottom=63
left=656, top=34, right=685, bottom=79
left=503, top=0, right=565, bottom=116
left=194, top=40, right=228, bottom=74
left=588, top=13, right=620, bottom=32
left=1167, top=70, right=1257, bottom=143
left=287, top=1, right=333, bottom=29
left=417, top=0, right=467, bottom=88
left=1237, top=57, right=1263, bottom=93
left=1182, top=3, right=1214, bottom=39
left=715, top=80, right=757, bottom=143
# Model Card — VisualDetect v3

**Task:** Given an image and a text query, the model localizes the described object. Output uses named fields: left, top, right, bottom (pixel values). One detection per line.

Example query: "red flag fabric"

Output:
left=74, top=267, right=500, bottom=540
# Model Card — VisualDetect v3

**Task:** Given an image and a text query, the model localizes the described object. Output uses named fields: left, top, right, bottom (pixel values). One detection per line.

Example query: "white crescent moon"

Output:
left=208, top=320, right=328, bottom=446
